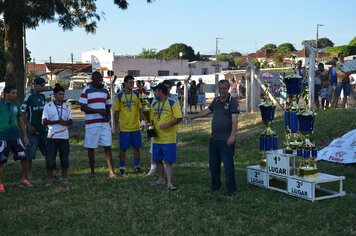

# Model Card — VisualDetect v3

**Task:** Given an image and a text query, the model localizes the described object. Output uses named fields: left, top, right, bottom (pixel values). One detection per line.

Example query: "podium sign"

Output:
left=267, top=152, right=290, bottom=177
left=247, top=167, right=268, bottom=188
left=288, top=178, right=313, bottom=199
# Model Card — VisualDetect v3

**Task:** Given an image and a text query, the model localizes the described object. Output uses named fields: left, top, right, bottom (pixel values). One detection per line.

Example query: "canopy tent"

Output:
left=317, top=129, right=356, bottom=164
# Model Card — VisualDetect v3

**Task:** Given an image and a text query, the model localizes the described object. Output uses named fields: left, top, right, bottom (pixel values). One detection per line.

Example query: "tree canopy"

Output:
left=157, top=43, right=198, bottom=61
left=277, top=43, right=296, bottom=53
left=1, top=0, right=153, bottom=99
left=137, top=48, right=158, bottom=59
left=349, top=36, right=356, bottom=46
left=302, top=37, right=334, bottom=48
left=259, top=44, right=277, bottom=53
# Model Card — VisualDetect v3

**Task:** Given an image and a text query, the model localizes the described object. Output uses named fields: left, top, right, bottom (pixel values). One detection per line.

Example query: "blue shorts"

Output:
left=152, top=143, right=177, bottom=163
left=26, top=132, right=47, bottom=159
left=119, top=131, right=142, bottom=150
left=334, top=82, right=351, bottom=97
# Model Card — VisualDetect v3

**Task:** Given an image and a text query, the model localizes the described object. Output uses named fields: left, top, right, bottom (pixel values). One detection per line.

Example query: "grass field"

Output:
left=1, top=109, right=355, bottom=235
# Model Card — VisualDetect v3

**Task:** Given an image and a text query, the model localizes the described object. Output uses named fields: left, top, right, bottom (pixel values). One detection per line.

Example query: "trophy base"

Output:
left=284, top=148, right=293, bottom=154
left=298, top=167, right=317, bottom=177
left=259, top=159, right=267, bottom=169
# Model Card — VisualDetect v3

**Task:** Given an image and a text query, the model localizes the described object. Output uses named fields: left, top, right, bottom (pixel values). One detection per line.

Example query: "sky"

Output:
left=26, top=0, right=356, bottom=63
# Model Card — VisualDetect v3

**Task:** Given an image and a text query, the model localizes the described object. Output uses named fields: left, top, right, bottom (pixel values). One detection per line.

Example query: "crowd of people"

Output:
left=0, top=72, right=240, bottom=196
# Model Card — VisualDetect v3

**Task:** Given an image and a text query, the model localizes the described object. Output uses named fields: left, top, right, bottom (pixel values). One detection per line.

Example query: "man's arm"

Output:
left=159, top=118, right=183, bottom=130
left=190, top=108, right=212, bottom=120
left=80, top=104, right=106, bottom=116
left=227, top=113, right=238, bottom=146
left=18, top=116, right=28, bottom=145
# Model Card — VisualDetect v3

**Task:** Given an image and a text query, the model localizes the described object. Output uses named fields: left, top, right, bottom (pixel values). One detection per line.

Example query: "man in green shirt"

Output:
left=21, top=77, right=48, bottom=179
left=0, top=85, right=32, bottom=193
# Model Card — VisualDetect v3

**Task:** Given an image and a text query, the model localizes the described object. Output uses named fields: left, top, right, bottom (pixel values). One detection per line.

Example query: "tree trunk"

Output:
left=4, top=0, right=25, bottom=101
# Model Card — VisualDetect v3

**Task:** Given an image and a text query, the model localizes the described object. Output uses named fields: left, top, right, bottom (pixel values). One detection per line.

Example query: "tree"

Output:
left=302, top=37, right=334, bottom=48
left=229, top=51, right=242, bottom=57
left=216, top=53, right=235, bottom=67
left=318, top=38, right=334, bottom=48
left=277, top=43, right=296, bottom=53
left=349, top=36, right=356, bottom=46
left=0, top=0, right=153, bottom=100
left=259, top=44, right=277, bottom=53
left=0, top=19, right=4, bottom=82
left=302, top=39, right=316, bottom=48
left=157, top=43, right=197, bottom=61
left=137, top=48, right=158, bottom=59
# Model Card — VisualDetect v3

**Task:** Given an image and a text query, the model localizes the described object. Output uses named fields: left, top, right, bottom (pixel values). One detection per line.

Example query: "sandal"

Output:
left=151, top=180, right=166, bottom=186
left=168, top=185, right=178, bottom=191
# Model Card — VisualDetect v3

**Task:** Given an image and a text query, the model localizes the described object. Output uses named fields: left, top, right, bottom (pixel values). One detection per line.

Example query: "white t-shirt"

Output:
left=42, top=101, right=72, bottom=139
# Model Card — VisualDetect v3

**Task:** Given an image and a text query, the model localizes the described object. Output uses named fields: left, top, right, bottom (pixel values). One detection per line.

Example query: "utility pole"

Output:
left=316, top=24, right=324, bottom=62
left=71, top=53, right=74, bottom=75
left=215, top=37, right=223, bottom=56
left=50, top=56, right=53, bottom=81
left=215, top=37, right=223, bottom=96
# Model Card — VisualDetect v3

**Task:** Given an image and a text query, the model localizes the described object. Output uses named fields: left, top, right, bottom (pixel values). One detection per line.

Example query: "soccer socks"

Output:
left=134, top=157, right=140, bottom=168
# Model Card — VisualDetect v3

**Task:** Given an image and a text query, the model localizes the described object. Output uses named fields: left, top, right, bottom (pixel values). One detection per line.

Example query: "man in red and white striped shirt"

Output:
left=79, top=71, right=116, bottom=178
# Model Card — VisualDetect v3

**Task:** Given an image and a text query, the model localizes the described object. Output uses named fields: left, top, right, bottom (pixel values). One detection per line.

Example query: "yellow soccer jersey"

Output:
left=150, top=98, right=182, bottom=144
left=113, top=91, right=142, bottom=132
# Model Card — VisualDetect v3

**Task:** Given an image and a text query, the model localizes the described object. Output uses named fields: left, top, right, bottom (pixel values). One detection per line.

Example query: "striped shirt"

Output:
left=78, top=84, right=111, bottom=128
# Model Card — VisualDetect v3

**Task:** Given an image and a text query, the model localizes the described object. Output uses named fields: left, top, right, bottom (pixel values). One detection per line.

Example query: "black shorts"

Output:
left=46, top=139, right=70, bottom=170
left=0, top=139, right=26, bottom=165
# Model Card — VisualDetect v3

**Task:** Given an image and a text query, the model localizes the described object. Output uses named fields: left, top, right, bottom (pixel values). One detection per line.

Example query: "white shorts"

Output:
left=84, top=125, right=112, bottom=149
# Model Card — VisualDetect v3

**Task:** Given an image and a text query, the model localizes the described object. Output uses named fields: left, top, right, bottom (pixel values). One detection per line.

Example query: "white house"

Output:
left=82, top=47, right=115, bottom=72
left=82, top=48, right=228, bottom=78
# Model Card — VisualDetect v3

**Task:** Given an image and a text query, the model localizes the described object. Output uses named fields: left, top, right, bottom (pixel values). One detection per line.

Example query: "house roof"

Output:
left=26, top=63, right=46, bottom=73
left=44, top=63, right=92, bottom=75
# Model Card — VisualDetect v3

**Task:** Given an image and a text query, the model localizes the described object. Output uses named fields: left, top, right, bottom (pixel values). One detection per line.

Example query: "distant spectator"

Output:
left=176, top=81, right=183, bottom=107
left=188, top=80, right=197, bottom=113
left=332, top=53, right=352, bottom=108
left=314, top=63, right=328, bottom=109
left=229, top=77, right=238, bottom=99
left=328, top=58, right=338, bottom=107
left=197, top=78, right=207, bottom=111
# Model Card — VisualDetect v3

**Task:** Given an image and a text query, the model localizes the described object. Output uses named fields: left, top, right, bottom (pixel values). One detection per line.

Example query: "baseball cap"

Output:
left=33, top=77, right=46, bottom=85
left=152, top=83, right=168, bottom=94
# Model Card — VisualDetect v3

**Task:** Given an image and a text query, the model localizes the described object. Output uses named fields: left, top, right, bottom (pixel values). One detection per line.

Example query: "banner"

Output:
left=317, top=129, right=356, bottom=164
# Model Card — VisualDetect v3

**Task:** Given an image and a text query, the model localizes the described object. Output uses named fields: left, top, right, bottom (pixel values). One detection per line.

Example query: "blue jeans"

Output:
left=209, top=138, right=237, bottom=193
left=26, top=132, right=47, bottom=159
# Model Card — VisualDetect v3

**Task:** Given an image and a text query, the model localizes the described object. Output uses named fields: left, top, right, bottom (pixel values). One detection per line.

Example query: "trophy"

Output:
left=141, top=95, right=156, bottom=139
left=297, top=108, right=317, bottom=176
left=283, top=74, right=303, bottom=154
left=258, top=83, right=278, bottom=168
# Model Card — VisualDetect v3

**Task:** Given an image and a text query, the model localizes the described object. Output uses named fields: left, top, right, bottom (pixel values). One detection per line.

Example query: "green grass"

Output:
left=1, top=109, right=355, bottom=235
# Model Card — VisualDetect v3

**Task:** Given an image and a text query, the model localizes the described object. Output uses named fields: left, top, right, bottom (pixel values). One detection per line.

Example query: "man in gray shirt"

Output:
left=190, top=80, right=239, bottom=196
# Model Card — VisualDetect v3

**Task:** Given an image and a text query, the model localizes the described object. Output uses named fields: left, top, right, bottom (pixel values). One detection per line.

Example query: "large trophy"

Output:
left=258, top=83, right=278, bottom=168
left=283, top=74, right=303, bottom=153
left=296, top=99, right=317, bottom=176
left=141, top=95, right=156, bottom=139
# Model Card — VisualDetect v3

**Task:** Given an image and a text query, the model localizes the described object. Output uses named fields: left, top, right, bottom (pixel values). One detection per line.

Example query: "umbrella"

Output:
left=262, top=72, right=274, bottom=78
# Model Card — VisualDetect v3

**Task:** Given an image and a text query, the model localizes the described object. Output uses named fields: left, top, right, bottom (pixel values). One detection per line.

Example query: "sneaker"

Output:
left=62, top=179, right=71, bottom=185
left=0, top=183, right=6, bottom=193
left=19, top=178, right=33, bottom=189
left=88, top=173, right=97, bottom=179
left=146, top=168, right=157, bottom=176
left=119, top=168, right=126, bottom=175
left=133, top=167, right=141, bottom=174
left=45, top=179, right=53, bottom=187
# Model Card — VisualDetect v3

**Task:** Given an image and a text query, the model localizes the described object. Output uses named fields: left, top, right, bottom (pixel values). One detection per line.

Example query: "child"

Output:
left=320, top=76, right=330, bottom=110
